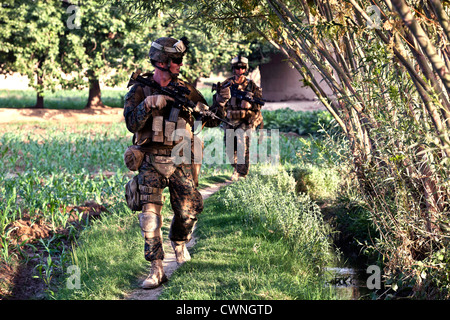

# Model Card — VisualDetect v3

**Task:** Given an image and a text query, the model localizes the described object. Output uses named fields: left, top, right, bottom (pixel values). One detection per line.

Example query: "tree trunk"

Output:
left=34, top=92, right=44, bottom=109
left=33, top=75, right=44, bottom=108
left=85, top=78, right=105, bottom=109
left=391, top=0, right=450, bottom=96
left=192, top=78, right=199, bottom=88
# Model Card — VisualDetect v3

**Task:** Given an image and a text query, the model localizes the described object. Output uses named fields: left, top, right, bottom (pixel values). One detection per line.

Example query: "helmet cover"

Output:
left=149, top=37, right=188, bottom=64
left=231, top=55, right=248, bottom=69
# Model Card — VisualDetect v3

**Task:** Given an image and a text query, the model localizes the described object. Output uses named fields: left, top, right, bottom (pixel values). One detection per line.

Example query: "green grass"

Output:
left=0, top=122, right=132, bottom=240
left=52, top=173, right=232, bottom=300
left=0, top=89, right=128, bottom=109
left=262, top=108, right=336, bottom=136
left=159, top=166, right=335, bottom=300
left=52, top=201, right=150, bottom=299
left=53, top=166, right=336, bottom=300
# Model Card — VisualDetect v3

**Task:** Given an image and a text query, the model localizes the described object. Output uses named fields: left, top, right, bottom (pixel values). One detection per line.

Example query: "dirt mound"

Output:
left=5, top=201, right=108, bottom=247
left=67, top=201, right=109, bottom=223
left=7, top=217, right=53, bottom=246
left=1, top=201, right=109, bottom=299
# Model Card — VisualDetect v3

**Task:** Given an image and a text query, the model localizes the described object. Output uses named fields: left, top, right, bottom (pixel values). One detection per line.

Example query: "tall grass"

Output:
left=159, top=165, right=335, bottom=300
left=221, top=165, right=333, bottom=270
left=0, top=122, right=134, bottom=295
left=0, top=122, right=131, bottom=231
left=262, top=109, right=335, bottom=136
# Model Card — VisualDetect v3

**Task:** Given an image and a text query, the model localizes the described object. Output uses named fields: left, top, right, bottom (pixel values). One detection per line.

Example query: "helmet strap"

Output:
left=154, top=64, right=170, bottom=73
left=154, top=61, right=179, bottom=80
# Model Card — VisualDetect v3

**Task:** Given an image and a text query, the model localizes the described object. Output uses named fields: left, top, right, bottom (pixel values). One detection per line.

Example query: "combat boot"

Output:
left=231, top=170, right=240, bottom=181
left=142, top=259, right=167, bottom=289
left=171, top=241, right=191, bottom=265
left=231, top=170, right=246, bottom=181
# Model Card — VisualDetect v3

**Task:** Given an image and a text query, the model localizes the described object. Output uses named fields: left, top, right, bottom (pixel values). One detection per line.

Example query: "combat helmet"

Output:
left=231, top=55, right=248, bottom=70
left=149, top=36, right=189, bottom=73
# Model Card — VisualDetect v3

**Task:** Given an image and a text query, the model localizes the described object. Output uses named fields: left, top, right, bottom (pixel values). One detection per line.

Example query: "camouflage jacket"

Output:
left=212, top=77, right=263, bottom=130
left=123, top=73, right=211, bottom=148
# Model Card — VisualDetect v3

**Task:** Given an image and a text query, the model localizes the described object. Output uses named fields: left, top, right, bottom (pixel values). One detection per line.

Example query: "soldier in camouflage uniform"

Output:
left=123, top=37, right=219, bottom=289
left=213, top=55, right=263, bottom=180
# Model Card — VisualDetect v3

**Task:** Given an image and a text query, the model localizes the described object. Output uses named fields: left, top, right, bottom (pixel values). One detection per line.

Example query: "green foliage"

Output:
left=0, top=118, right=343, bottom=299
left=0, top=0, right=262, bottom=108
left=0, top=122, right=132, bottom=297
left=0, top=122, right=131, bottom=236
left=0, top=0, right=65, bottom=96
left=135, top=9, right=252, bottom=85
left=0, top=89, right=127, bottom=109
left=123, top=0, right=450, bottom=298
left=0, top=88, right=209, bottom=109
left=159, top=165, right=335, bottom=300
left=262, top=109, right=335, bottom=136
left=0, top=0, right=146, bottom=107
left=219, top=165, right=333, bottom=272
left=61, top=0, right=149, bottom=89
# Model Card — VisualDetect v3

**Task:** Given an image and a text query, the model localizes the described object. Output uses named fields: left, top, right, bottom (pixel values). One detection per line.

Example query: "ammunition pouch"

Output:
left=226, top=109, right=254, bottom=121
left=125, top=175, right=166, bottom=211
left=151, top=155, right=178, bottom=178
left=125, top=175, right=142, bottom=211
left=227, top=110, right=245, bottom=120
left=151, top=111, right=188, bottom=146
left=124, top=145, right=145, bottom=171
left=139, top=186, right=165, bottom=204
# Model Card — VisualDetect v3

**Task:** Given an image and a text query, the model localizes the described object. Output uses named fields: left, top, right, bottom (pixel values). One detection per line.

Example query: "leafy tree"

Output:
left=60, top=0, right=148, bottom=108
left=0, top=0, right=256, bottom=110
left=125, top=9, right=253, bottom=86
left=0, top=0, right=65, bottom=108
left=115, top=0, right=450, bottom=298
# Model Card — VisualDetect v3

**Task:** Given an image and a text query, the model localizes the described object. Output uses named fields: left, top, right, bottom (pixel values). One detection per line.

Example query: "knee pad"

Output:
left=139, top=203, right=163, bottom=239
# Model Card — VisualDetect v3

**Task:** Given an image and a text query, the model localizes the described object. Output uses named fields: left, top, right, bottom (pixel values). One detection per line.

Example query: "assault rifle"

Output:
left=212, top=81, right=265, bottom=106
left=129, top=70, right=234, bottom=127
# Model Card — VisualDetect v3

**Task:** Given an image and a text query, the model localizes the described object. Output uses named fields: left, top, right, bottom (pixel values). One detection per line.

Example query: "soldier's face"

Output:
left=169, top=60, right=183, bottom=75
left=234, top=66, right=246, bottom=77
left=158, top=61, right=182, bottom=75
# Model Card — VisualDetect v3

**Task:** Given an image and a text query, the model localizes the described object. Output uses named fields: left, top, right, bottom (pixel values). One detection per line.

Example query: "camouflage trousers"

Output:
left=224, top=126, right=251, bottom=176
left=137, top=159, right=203, bottom=261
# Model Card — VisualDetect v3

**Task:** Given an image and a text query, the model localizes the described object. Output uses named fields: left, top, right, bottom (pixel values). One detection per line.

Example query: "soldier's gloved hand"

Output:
left=144, top=95, right=174, bottom=111
left=194, top=102, right=209, bottom=114
left=241, top=100, right=252, bottom=109
left=215, top=87, right=231, bottom=106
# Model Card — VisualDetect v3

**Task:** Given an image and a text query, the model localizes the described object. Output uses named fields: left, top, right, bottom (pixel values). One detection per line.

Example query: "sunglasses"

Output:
left=171, top=57, right=183, bottom=65
left=234, top=66, right=246, bottom=70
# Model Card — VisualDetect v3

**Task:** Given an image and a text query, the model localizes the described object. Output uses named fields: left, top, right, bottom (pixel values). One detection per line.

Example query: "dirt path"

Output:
left=125, top=180, right=233, bottom=300
left=0, top=100, right=324, bottom=124
left=0, top=106, right=124, bottom=123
